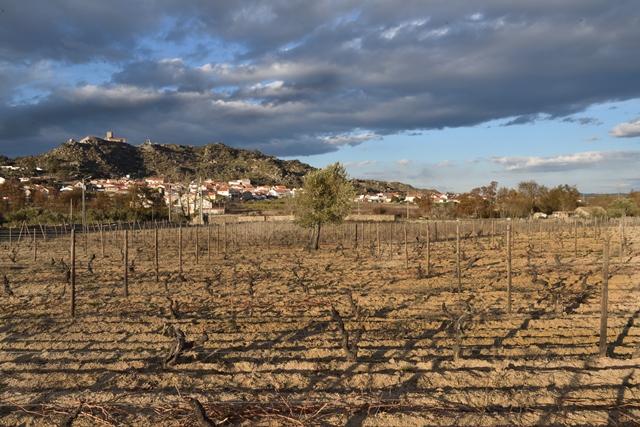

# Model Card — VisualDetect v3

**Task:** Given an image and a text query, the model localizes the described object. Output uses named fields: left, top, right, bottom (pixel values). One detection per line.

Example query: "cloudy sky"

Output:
left=1, top=1, right=640, bottom=193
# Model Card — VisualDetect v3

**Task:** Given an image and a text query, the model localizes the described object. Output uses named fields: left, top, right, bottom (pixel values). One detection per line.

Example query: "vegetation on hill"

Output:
left=3, top=138, right=433, bottom=195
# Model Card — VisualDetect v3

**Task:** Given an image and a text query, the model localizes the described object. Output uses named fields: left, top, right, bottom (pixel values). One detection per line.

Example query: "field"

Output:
left=1, top=218, right=639, bottom=426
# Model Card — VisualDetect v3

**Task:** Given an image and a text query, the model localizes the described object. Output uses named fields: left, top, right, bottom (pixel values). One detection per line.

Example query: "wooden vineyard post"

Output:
left=619, top=218, right=624, bottom=264
left=217, top=225, right=220, bottom=254
left=232, top=223, right=236, bottom=251
left=195, top=225, right=199, bottom=265
left=208, top=225, right=211, bottom=261
left=155, top=227, right=159, bottom=283
left=178, top=226, right=183, bottom=277
left=539, top=220, right=542, bottom=252
left=100, top=224, right=105, bottom=258
left=491, top=220, right=495, bottom=248
left=223, top=222, right=227, bottom=254
left=70, top=229, right=76, bottom=318
left=600, top=237, right=610, bottom=358
left=354, top=223, right=358, bottom=249
left=507, top=223, right=512, bottom=315
left=559, top=224, right=564, bottom=250
left=17, top=221, right=25, bottom=242
left=404, top=222, right=408, bottom=269
left=124, top=229, right=129, bottom=298
left=376, top=223, right=380, bottom=258
left=39, top=223, right=46, bottom=241
left=389, top=223, right=393, bottom=259
left=574, top=219, right=578, bottom=258
left=426, top=223, right=431, bottom=277
left=33, top=235, right=37, bottom=262
left=456, top=222, right=462, bottom=293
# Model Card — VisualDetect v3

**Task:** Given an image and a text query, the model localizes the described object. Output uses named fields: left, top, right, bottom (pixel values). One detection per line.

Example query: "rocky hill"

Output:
left=4, top=138, right=435, bottom=194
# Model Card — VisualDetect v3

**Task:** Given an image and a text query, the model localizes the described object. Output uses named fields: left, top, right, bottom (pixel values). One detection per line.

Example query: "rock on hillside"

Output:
left=11, top=138, right=314, bottom=187
left=138, top=141, right=312, bottom=187
left=8, top=138, right=436, bottom=194
left=15, top=137, right=145, bottom=180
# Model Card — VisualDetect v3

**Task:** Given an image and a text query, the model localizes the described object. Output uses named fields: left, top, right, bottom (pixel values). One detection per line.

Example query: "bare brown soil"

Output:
left=0, top=220, right=639, bottom=426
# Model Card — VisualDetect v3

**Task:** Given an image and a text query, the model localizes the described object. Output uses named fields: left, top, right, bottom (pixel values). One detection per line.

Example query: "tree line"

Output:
left=0, top=181, right=167, bottom=226
left=419, top=180, right=640, bottom=219
left=2, top=174, right=640, bottom=227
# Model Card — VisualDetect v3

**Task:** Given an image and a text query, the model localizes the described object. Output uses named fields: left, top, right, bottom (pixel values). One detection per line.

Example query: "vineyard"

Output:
left=0, top=218, right=639, bottom=426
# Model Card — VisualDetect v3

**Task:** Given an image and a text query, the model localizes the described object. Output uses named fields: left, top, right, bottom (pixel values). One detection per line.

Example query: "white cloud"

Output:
left=345, top=160, right=378, bottom=168
left=396, top=158, right=411, bottom=165
left=437, top=160, right=454, bottom=167
left=65, top=84, right=164, bottom=105
left=610, top=118, right=640, bottom=138
left=489, top=150, right=640, bottom=173
left=381, top=19, right=428, bottom=40
left=357, top=160, right=378, bottom=167
left=323, top=133, right=379, bottom=147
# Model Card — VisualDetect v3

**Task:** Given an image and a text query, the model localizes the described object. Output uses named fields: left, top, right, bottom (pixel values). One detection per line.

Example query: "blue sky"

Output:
left=1, top=1, right=640, bottom=193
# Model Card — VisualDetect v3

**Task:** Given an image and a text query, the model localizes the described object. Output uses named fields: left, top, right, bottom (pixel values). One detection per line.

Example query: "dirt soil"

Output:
left=0, top=220, right=639, bottom=426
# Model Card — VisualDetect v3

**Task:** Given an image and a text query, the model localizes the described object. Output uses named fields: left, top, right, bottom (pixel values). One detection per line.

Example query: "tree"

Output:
left=455, top=191, right=488, bottom=218
left=0, top=181, right=26, bottom=215
left=292, top=162, right=354, bottom=250
left=607, top=198, right=640, bottom=217
left=495, top=186, right=512, bottom=218
left=479, top=181, right=498, bottom=217
left=418, top=195, right=434, bottom=217
left=540, top=184, right=580, bottom=213
left=517, top=180, right=548, bottom=216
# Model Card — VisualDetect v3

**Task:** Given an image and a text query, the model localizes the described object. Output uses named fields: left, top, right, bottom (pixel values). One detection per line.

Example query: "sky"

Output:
left=1, top=1, right=640, bottom=194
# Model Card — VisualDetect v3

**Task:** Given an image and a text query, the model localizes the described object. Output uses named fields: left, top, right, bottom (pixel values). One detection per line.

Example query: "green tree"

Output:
left=541, top=184, right=580, bottom=213
left=292, top=162, right=354, bottom=250
left=607, top=198, right=640, bottom=217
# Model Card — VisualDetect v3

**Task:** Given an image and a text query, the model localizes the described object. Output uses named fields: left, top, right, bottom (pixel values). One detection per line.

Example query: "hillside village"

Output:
left=0, top=132, right=447, bottom=218
left=4, top=132, right=612, bottom=222
left=4, top=132, right=618, bottom=223
left=0, top=169, right=457, bottom=219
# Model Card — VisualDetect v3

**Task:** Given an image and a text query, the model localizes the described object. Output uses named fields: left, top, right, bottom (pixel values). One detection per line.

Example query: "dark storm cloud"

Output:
left=0, top=1, right=169, bottom=64
left=1, top=1, right=640, bottom=157
left=111, top=59, right=214, bottom=92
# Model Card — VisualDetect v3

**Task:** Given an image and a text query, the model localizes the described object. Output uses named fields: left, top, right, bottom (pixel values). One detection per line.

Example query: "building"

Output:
left=105, top=131, right=126, bottom=143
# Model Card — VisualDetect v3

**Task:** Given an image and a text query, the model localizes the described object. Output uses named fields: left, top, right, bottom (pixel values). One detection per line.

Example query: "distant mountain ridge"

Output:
left=3, top=138, right=435, bottom=194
